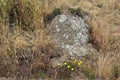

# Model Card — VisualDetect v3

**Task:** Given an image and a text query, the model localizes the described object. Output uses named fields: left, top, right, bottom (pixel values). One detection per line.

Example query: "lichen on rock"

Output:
left=48, top=14, right=90, bottom=59
left=59, top=15, right=67, bottom=22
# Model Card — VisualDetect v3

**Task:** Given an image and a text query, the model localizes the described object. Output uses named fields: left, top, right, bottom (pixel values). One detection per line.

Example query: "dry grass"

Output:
left=97, top=54, right=114, bottom=80
left=0, top=0, right=120, bottom=79
left=0, top=24, right=60, bottom=78
left=89, top=18, right=111, bottom=52
left=96, top=51, right=120, bottom=80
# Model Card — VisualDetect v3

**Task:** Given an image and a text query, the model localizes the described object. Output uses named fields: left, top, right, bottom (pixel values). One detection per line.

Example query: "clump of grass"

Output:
left=31, top=30, right=65, bottom=79
left=81, top=68, right=96, bottom=80
left=80, top=54, right=97, bottom=80
left=0, top=0, right=120, bottom=80
left=97, top=54, right=114, bottom=80
left=0, top=25, right=17, bottom=77
left=89, top=19, right=111, bottom=52
left=0, top=26, right=62, bottom=78
left=0, top=0, right=44, bottom=31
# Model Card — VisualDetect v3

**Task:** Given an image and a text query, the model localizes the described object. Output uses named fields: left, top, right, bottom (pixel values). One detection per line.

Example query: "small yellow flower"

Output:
left=67, top=65, right=71, bottom=69
left=79, top=61, right=82, bottom=63
left=71, top=68, right=74, bottom=71
left=78, top=61, right=82, bottom=66
left=64, top=62, right=67, bottom=65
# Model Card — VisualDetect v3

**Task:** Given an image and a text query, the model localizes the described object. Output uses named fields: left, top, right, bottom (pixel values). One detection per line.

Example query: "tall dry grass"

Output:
left=89, top=19, right=111, bottom=52
left=97, top=54, right=114, bottom=80
left=0, top=0, right=120, bottom=79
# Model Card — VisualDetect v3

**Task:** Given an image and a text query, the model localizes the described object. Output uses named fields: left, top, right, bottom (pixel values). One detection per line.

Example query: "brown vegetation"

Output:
left=0, top=0, right=120, bottom=80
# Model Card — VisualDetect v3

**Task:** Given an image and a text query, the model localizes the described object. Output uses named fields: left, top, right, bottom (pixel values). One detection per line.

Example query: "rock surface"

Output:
left=48, top=14, right=90, bottom=58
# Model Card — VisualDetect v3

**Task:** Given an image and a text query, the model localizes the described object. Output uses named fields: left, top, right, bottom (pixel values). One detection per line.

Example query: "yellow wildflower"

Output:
left=71, top=68, right=74, bottom=71
left=67, top=65, right=71, bottom=69
left=64, top=62, right=67, bottom=65
left=78, top=61, right=82, bottom=66
left=79, top=61, right=82, bottom=64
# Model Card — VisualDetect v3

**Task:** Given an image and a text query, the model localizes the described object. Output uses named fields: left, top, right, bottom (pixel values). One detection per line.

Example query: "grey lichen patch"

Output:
left=48, top=14, right=90, bottom=58
left=59, top=15, right=67, bottom=22
left=55, top=25, right=60, bottom=32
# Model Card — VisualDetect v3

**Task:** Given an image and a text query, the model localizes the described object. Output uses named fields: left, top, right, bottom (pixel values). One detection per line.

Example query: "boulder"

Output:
left=48, top=14, right=90, bottom=59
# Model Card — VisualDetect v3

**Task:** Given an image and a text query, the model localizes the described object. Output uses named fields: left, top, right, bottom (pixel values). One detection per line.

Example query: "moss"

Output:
left=69, top=8, right=83, bottom=18
left=54, top=8, right=62, bottom=15
left=43, top=7, right=62, bottom=24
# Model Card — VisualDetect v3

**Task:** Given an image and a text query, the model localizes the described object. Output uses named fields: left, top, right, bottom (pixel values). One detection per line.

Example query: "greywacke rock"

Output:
left=48, top=14, right=90, bottom=58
